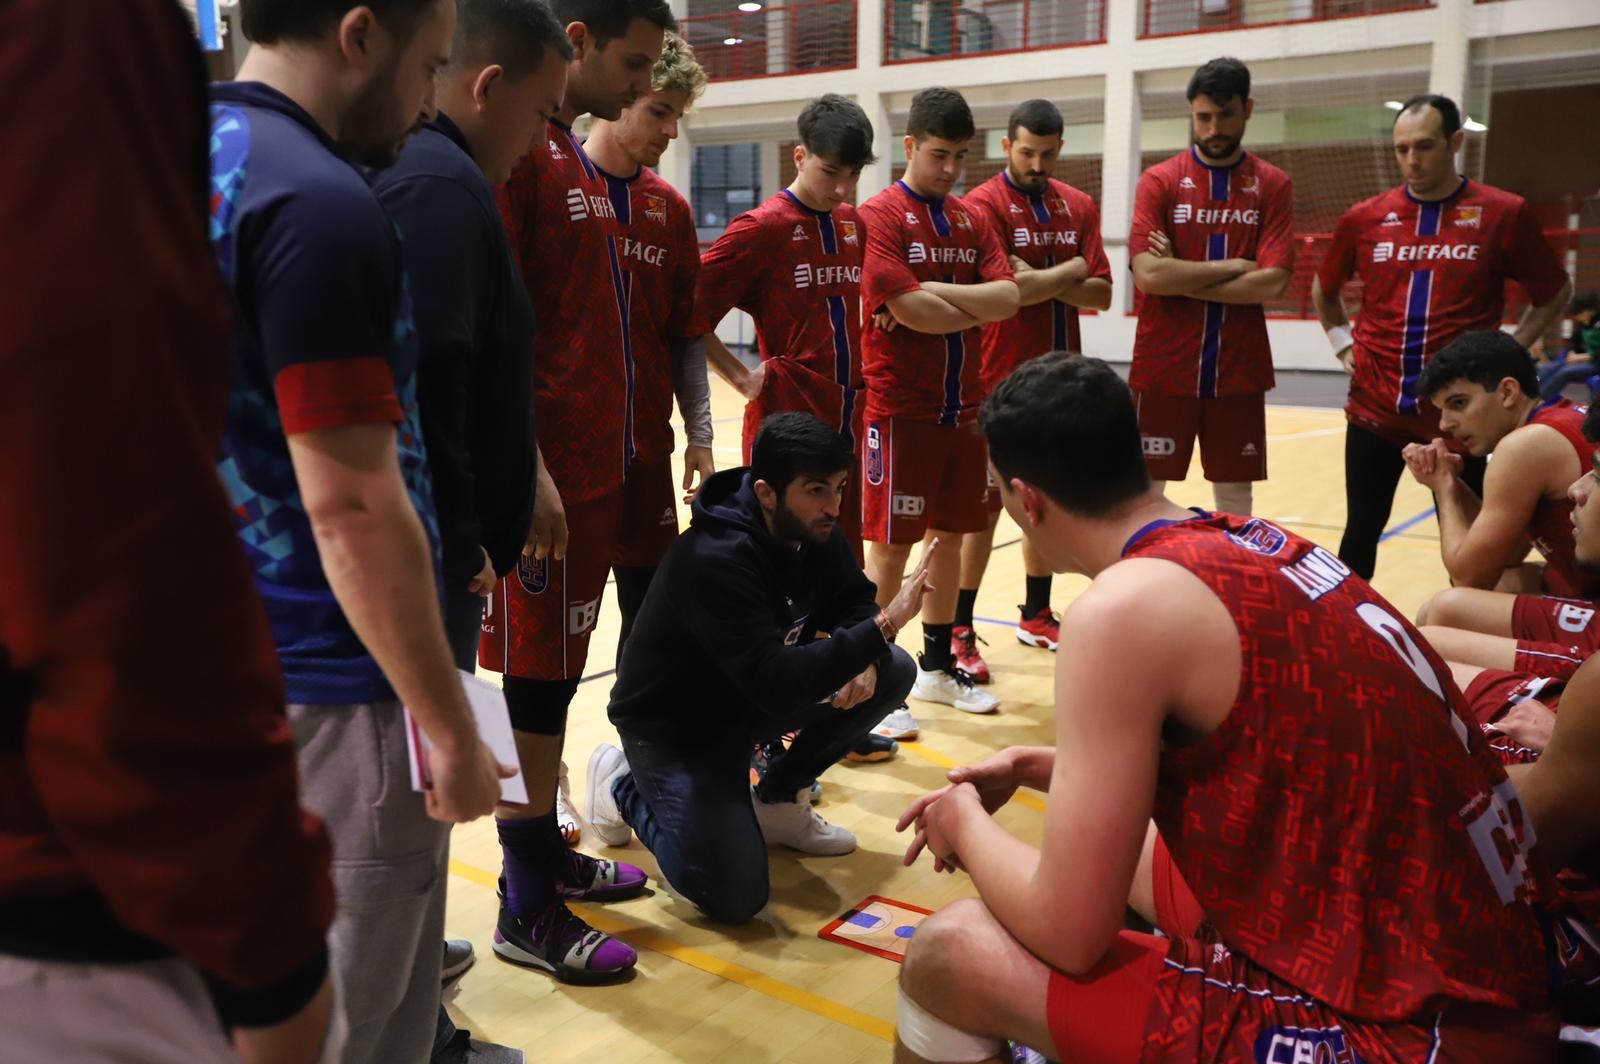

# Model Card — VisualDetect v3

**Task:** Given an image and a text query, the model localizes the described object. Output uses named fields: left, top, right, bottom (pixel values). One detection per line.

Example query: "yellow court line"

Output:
left=897, top=742, right=1049, bottom=814
left=448, top=859, right=897, bottom=1043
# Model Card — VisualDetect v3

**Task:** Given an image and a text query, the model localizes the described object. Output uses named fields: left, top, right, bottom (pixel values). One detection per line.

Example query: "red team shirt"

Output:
left=1129, top=148, right=1294, bottom=399
left=1525, top=398, right=1600, bottom=599
left=859, top=180, right=1014, bottom=425
left=497, top=118, right=632, bottom=501
left=696, top=191, right=867, bottom=453
left=1127, top=514, right=1551, bottom=1026
left=964, top=171, right=1111, bottom=393
left=1319, top=179, right=1569, bottom=431
left=602, top=165, right=699, bottom=466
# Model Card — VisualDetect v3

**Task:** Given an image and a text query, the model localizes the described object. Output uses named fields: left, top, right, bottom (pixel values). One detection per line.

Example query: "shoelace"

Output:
left=955, top=629, right=989, bottom=654
left=528, top=899, right=603, bottom=959
left=945, top=665, right=978, bottom=690
left=563, top=848, right=604, bottom=889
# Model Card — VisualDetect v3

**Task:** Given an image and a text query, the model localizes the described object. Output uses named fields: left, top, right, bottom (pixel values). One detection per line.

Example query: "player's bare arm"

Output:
left=1511, top=654, right=1600, bottom=874
left=885, top=289, right=982, bottom=334
left=1131, top=234, right=1252, bottom=297
left=703, top=330, right=765, bottom=400
left=1058, top=269, right=1113, bottom=312
left=1191, top=265, right=1292, bottom=306
left=1411, top=429, right=1558, bottom=588
left=920, top=278, right=1020, bottom=323
left=526, top=444, right=568, bottom=561
left=1514, top=275, right=1574, bottom=351
left=1311, top=273, right=1356, bottom=374
left=289, top=423, right=507, bottom=823
left=1008, top=254, right=1085, bottom=306
left=902, top=558, right=1240, bottom=974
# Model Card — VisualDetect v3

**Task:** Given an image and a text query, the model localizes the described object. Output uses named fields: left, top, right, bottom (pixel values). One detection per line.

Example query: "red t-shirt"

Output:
left=1127, top=513, right=1551, bottom=1022
left=964, top=171, right=1111, bottom=394
left=859, top=180, right=1014, bottom=425
left=1129, top=148, right=1294, bottom=399
left=696, top=190, right=867, bottom=441
left=498, top=119, right=631, bottom=501
left=1526, top=397, right=1600, bottom=599
left=1319, top=180, right=1568, bottom=423
left=603, top=165, right=699, bottom=466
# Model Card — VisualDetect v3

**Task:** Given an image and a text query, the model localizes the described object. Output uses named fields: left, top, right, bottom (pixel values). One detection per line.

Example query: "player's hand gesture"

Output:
left=883, top=537, right=939, bottom=632
left=527, top=458, right=568, bottom=561
left=1403, top=438, right=1461, bottom=491
left=898, top=782, right=980, bottom=873
left=682, top=444, right=715, bottom=504
left=1008, top=254, right=1032, bottom=274
left=1336, top=346, right=1356, bottom=376
left=945, top=747, right=1027, bottom=814
left=831, top=663, right=878, bottom=710
left=735, top=359, right=768, bottom=401
left=468, top=547, right=496, bottom=597
left=871, top=309, right=898, bottom=333
left=1488, top=698, right=1557, bottom=754
left=426, top=729, right=517, bottom=824
left=1146, top=230, right=1173, bottom=259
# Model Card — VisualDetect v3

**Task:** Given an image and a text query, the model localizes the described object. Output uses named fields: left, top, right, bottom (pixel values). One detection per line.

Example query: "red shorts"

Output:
left=1133, top=391, right=1266, bottom=483
left=478, top=491, right=620, bottom=680
left=743, top=385, right=865, bottom=563
left=860, top=416, right=989, bottom=544
left=1511, top=595, right=1600, bottom=679
left=613, top=459, right=679, bottom=569
left=1462, top=668, right=1566, bottom=766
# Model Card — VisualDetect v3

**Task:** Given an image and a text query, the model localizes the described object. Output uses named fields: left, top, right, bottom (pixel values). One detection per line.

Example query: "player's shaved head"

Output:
left=1395, top=94, right=1462, bottom=139
left=242, top=0, right=439, bottom=44
left=980, top=353, right=1151, bottom=518
left=450, top=0, right=574, bottom=79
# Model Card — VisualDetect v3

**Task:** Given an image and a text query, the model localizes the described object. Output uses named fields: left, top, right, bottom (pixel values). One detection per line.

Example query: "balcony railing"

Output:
left=682, top=0, right=858, bottom=81
left=885, top=0, right=1106, bottom=63
left=1141, top=0, right=1432, bottom=38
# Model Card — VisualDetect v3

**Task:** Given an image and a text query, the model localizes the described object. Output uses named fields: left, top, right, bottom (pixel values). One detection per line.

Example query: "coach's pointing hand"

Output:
left=884, top=536, right=940, bottom=633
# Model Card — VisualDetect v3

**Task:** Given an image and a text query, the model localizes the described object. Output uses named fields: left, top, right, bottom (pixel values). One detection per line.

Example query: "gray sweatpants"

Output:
left=290, top=701, right=450, bottom=1064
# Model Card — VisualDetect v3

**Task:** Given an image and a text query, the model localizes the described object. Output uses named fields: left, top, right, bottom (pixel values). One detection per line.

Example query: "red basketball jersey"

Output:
left=1526, top=397, right=1600, bottom=599
left=1319, top=180, right=1568, bottom=423
left=497, top=119, right=631, bottom=502
left=964, top=172, right=1111, bottom=395
left=1125, top=513, right=1552, bottom=1022
left=695, top=191, right=866, bottom=450
left=602, top=165, right=699, bottom=466
left=859, top=180, right=1014, bottom=425
left=1129, top=149, right=1294, bottom=399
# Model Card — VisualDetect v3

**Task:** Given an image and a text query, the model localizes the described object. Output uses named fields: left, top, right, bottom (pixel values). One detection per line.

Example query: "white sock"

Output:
left=896, top=990, right=1003, bottom=1063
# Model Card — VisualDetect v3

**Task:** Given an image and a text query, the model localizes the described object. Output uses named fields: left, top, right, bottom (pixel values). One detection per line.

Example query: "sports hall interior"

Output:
left=185, top=0, right=1600, bottom=1058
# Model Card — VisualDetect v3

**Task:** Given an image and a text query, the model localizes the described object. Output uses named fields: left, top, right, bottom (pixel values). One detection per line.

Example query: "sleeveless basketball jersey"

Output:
left=1526, top=398, right=1599, bottom=600
left=1124, top=513, right=1551, bottom=1021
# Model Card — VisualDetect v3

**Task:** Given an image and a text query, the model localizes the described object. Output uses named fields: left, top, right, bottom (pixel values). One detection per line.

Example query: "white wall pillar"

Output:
left=1098, top=0, right=1142, bottom=316
left=659, top=129, right=693, bottom=198
left=758, top=138, right=782, bottom=201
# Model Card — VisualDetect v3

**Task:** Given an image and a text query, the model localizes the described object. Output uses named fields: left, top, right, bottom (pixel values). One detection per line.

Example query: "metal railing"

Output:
left=884, top=0, right=1105, bottom=63
left=681, top=0, right=858, bottom=81
left=1141, top=0, right=1432, bottom=38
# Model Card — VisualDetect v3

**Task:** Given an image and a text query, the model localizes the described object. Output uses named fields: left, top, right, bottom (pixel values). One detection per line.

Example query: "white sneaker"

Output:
left=556, top=760, right=581, bottom=846
left=585, top=744, right=633, bottom=848
left=912, top=656, right=1001, bottom=714
left=872, top=706, right=920, bottom=741
left=752, top=786, right=856, bottom=855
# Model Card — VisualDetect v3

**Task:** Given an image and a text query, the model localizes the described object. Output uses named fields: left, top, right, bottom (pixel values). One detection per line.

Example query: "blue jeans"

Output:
left=1539, top=356, right=1597, bottom=401
left=612, top=645, right=916, bottom=924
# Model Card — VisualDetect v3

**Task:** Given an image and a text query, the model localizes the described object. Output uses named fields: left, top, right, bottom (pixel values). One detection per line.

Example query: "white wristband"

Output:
left=1326, top=324, right=1354, bottom=356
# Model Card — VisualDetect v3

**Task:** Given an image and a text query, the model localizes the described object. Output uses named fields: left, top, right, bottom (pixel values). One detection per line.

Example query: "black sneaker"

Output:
left=492, top=899, right=637, bottom=984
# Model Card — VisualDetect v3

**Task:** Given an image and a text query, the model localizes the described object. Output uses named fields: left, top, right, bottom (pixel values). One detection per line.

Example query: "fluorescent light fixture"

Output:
left=1463, top=117, right=1487, bottom=132
left=738, top=1, right=763, bottom=10
left=1384, top=100, right=1404, bottom=110
left=723, top=35, right=744, bottom=44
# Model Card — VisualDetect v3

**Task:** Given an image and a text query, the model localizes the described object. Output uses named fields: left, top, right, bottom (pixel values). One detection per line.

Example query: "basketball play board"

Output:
left=818, top=895, right=934, bottom=962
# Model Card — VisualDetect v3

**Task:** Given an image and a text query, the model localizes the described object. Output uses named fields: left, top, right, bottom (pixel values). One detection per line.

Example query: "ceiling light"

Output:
left=723, top=36, right=743, bottom=45
left=1383, top=100, right=1404, bottom=110
left=1463, top=117, right=1487, bottom=132
left=738, top=2, right=763, bottom=10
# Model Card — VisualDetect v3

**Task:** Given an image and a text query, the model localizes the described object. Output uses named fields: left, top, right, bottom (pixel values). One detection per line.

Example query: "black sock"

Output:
left=1023, top=575, right=1053, bottom=616
left=922, top=623, right=953, bottom=671
left=954, top=588, right=977, bottom=629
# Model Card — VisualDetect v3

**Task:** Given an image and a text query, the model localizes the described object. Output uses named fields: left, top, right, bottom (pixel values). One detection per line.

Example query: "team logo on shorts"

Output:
left=1557, top=602, right=1596, bottom=634
left=517, top=554, right=549, bottom=595
left=865, top=425, right=885, bottom=485
left=1253, top=1026, right=1360, bottom=1064
left=1226, top=518, right=1287, bottom=557
left=891, top=494, right=924, bottom=517
left=1142, top=435, right=1176, bottom=457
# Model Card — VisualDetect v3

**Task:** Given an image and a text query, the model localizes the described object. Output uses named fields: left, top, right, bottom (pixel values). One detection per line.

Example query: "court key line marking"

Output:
left=448, top=858, right=897, bottom=1042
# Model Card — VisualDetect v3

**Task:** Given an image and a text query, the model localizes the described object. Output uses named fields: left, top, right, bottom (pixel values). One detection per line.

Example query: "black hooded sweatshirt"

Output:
left=608, top=467, right=891, bottom=744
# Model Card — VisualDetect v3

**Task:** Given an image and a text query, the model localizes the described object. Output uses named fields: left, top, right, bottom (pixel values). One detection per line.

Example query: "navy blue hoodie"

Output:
left=608, top=467, right=890, bottom=743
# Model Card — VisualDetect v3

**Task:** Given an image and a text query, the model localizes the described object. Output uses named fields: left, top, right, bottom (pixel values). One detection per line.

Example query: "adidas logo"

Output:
left=1381, top=211, right=1402, bottom=227
left=792, top=224, right=807, bottom=241
left=1241, top=442, right=1258, bottom=457
left=566, top=188, right=588, bottom=222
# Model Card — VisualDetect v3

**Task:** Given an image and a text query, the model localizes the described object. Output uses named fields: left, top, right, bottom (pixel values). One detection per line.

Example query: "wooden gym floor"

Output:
left=440, top=376, right=1449, bottom=1061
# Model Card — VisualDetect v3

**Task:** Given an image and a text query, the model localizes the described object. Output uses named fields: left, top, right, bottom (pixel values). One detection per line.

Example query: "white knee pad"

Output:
left=896, top=989, right=1004, bottom=1063
left=1211, top=481, right=1253, bottom=516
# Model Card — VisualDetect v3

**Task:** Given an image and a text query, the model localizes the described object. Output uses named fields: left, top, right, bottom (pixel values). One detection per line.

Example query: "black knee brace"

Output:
left=502, top=675, right=579, bottom=736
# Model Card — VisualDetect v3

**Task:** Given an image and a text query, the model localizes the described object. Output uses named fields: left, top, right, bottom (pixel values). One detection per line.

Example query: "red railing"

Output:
left=1141, top=0, right=1432, bottom=38
left=1271, top=226, right=1598, bottom=321
left=885, top=0, right=1105, bottom=64
left=681, top=0, right=857, bottom=81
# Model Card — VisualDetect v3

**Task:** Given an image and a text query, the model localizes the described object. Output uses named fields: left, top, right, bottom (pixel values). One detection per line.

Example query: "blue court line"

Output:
left=1379, top=507, right=1436, bottom=542
left=974, top=615, right=1020, bottom=629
